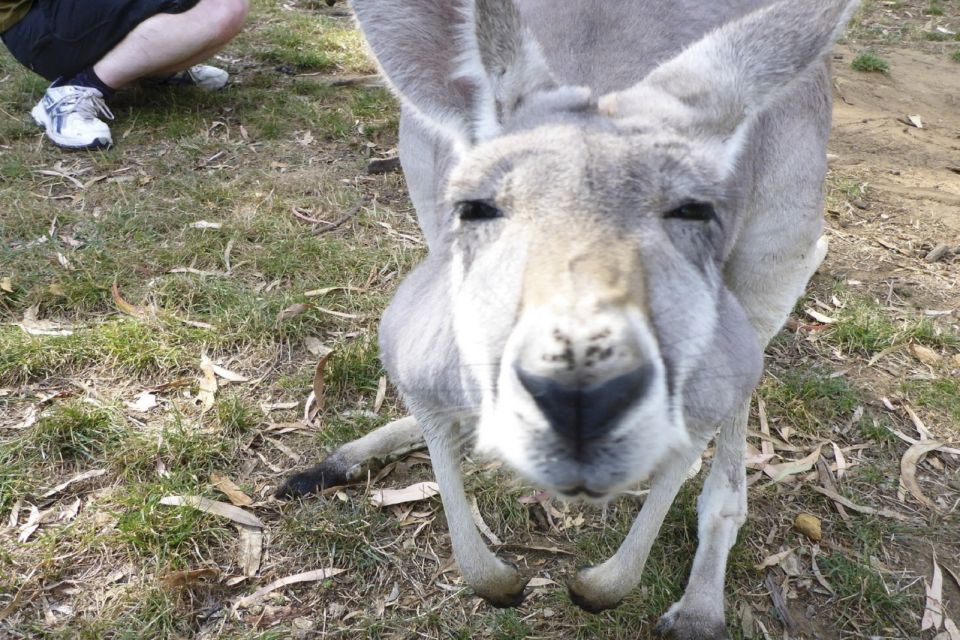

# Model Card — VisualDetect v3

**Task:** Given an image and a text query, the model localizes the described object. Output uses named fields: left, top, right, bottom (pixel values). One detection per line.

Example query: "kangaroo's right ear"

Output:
left=600, top=0, right=859, bottom=173
left=351, top=0, right=556, bottom=150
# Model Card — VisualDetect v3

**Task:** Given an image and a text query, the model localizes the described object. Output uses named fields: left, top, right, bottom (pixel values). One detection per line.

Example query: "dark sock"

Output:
left=57, top=68, right=116, bottom=100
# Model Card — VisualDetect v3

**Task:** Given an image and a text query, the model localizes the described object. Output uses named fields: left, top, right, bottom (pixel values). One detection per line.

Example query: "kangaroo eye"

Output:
left=456, top=200, right=502, bottom=221
left=665, top=202, right=716, bottom=222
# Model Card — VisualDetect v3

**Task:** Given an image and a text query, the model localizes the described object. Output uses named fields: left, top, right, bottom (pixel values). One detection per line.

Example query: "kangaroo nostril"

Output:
left=516, top=364, right=655, bottom=442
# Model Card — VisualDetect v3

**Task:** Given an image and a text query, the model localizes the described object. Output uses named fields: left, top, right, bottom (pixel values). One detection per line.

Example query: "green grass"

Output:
left=758, top=368, right=861, bottom=434
left=851, top=52, right=890, bottom=73
left=901, top=378, right=960, bottom=421
left=826, top=297, right=960, bottom=354
left=953, top=50, right=960, bottom=62
left=818, top=553, right=919, bottom=634
left=924, top=31, right=952, bottom=41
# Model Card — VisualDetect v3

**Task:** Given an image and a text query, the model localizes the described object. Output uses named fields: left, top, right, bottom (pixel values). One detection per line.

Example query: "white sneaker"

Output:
left=155, top=64, right=230, bottom=91
left=31, top=85, right=113, bottom=150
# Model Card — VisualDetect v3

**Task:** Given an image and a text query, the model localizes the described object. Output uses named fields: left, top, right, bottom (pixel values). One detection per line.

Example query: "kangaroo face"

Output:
left=447, top=118, right=762, bottom=498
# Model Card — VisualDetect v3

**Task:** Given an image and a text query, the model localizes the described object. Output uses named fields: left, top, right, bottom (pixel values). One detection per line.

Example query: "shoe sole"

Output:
left=31, top=106, right=113, bottom=151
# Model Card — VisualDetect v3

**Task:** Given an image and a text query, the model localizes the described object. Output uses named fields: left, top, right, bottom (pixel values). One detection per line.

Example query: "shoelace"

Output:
left=49, top=89, right=115, bottom=122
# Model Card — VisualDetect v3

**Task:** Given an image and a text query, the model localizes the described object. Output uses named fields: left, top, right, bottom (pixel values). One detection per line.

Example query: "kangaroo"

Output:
left=279, top=0, right=858, bottom=636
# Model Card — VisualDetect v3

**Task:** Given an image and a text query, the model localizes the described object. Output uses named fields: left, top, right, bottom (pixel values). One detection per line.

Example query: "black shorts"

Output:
left=1, top=0, right=200, bottom=80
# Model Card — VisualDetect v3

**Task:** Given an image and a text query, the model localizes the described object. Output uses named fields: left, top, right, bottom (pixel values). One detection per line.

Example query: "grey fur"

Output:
left=290, top=1, right=859, bottom=636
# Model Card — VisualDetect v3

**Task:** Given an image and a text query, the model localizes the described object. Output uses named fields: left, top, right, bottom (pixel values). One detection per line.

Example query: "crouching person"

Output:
left=0, top=0, right=249, bottom=150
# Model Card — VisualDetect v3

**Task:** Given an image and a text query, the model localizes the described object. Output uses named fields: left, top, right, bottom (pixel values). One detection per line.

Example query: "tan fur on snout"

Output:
left=522, top=233, right=645, bottom=313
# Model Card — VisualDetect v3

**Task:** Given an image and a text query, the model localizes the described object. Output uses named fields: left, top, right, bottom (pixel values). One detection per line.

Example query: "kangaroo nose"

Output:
left=516, top=365, right=654, bottom=442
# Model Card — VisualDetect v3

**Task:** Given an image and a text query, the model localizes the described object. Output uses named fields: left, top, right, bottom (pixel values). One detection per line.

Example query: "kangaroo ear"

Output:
left=599, top=0, right=859, bottom=170
left=351, top=0, right=555, bottom=149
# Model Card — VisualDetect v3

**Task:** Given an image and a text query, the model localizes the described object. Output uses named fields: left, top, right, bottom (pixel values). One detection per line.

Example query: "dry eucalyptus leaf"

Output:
left=40, top=469, right=107, bottom=499
left=237, top=524, right=263, bottom=577
left=197, top=354, right=218, bottom=412
left=161, top=568, right=219, bottom=588
left=0, top=277, right=12, bottom=293
left=233, top=568, right=346, bottom=610
left=309, top=351, right=333, bottom=422
left=910, top=344, right=943, bottom=367
left=370, top=482, right=440, bottom=508
left=922, top=556, right=944, bottom=631
left=303, top=285, right=365, bottom=297
left=211, top=363, right=249, bottom=383
left=159, top=496, right=264, bottom=528
left=277, top=302, right=311, bottom=322
left=189, top=220, right=223, bottom=230
left=469, top=495, right=502, bottom=546
left=128, top=391, right=158, bottom=413
left=755, top=547, right=795, bottom=571
left=373, top=376, right=387, bottom=414
left=901, top=440, right=944, bottom=511
left=765, top=446, right=822, bottom=482
left=210, top=474, right=253, bottom=507
left=111, top=281, right=151, bottom=318
left=794, top=513, right=822, bottom=542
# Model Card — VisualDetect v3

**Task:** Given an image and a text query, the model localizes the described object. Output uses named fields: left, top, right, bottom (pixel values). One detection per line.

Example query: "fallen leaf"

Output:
left=373, top=376, right=387, bottom=414
left=233, top=568, right=346, bottom=610
left=16, top=306, right=74, bottom=336
left=276, top=302, right=311, bottom=322
left=189, top=220, right=222, bottom=230
left=159, top=496, right=264, bottom=528
left=313, top=306, right=359, bottom=320
left=211, top=363, right=249, bottom=383
left=0, top=277, right=12, bottom=293
left=237, top=524, right=263, bottom=577
left=810, top=486, right=910, bottom=521
left=111, top=281, right=151, bottom=318
left=831, top=442, right=848, bottom=480
left=128, top=391, right=158, bottom=413
left=756, top=548, right=795, bottom=571
left=805, top=308, right=836, bottom=324
left=40, top=469, right=107, bottom=499
left=211, top=474, right=253, bottom=507
left=469, top=495, right=502, bottom=546
left=901, top=440, right=944, bottom=511
left=794, top=513, right=822, bottom=542
left=910, top=344, right=942, bottom=367
left=162, top=568, right=219, bottom=588
left=303, top=285, right=365, bottom=297
left=303, top=337, right=331, bottom=357
left=527, top=578, right=556, bottom=588
left=370, top=482, right=440, bottom=508
left=197, top=354, right=218, bottom=412
left=922, top=555, right=944, bottom=631
left=308, top=351, right=333, bottom=423
left=765, top=446, right=822, bottom=482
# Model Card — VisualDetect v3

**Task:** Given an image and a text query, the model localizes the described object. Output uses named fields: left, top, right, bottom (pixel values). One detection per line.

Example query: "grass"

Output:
left=826, top=296, right=960, bottom=354
left=1, top=0, right=958, bottom=638
left=851, top=52, right=890, bottom=73
left=953, top=50, right=960, bottom=62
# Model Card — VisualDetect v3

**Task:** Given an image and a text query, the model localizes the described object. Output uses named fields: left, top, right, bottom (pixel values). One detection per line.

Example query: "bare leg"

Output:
left=93, top=0, right=249, bottom=89
left=655, top=400, right=750, bottom=640
left=422, top=417, right=528, bottom=607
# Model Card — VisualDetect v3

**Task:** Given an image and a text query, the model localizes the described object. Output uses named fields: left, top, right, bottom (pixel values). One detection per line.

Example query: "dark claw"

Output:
left=274, top=458, right=350, bottom=499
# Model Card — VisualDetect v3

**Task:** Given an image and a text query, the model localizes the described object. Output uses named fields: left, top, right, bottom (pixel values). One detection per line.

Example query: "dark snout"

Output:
left=517, top=365, right=654, bottom=442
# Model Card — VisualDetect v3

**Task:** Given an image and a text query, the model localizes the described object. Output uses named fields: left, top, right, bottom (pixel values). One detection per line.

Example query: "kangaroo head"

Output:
left=359, top=0, right=858, bottom=497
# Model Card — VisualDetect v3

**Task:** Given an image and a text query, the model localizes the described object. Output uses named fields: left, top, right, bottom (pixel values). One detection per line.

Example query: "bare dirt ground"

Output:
left=1, top=1, right=959, bottom=639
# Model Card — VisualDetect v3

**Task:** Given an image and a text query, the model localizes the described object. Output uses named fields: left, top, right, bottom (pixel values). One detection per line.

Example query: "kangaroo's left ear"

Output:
left=599, top=0, right=859, bottom=172
left=351, top=0, right=558, bottom=150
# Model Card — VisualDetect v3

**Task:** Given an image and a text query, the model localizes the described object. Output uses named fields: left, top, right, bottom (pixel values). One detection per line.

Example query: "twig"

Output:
left=312, top=202, right=363, bottom=236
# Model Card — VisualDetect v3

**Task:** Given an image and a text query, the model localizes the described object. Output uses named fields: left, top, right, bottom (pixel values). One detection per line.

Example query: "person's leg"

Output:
left=93, top=0, right=248, bottom=89
left=7, top=0, right=248, bottom=149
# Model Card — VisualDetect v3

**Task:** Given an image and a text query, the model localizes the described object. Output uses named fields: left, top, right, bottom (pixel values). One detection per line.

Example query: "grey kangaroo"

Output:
left=279, top=0, right=858, bottom=636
